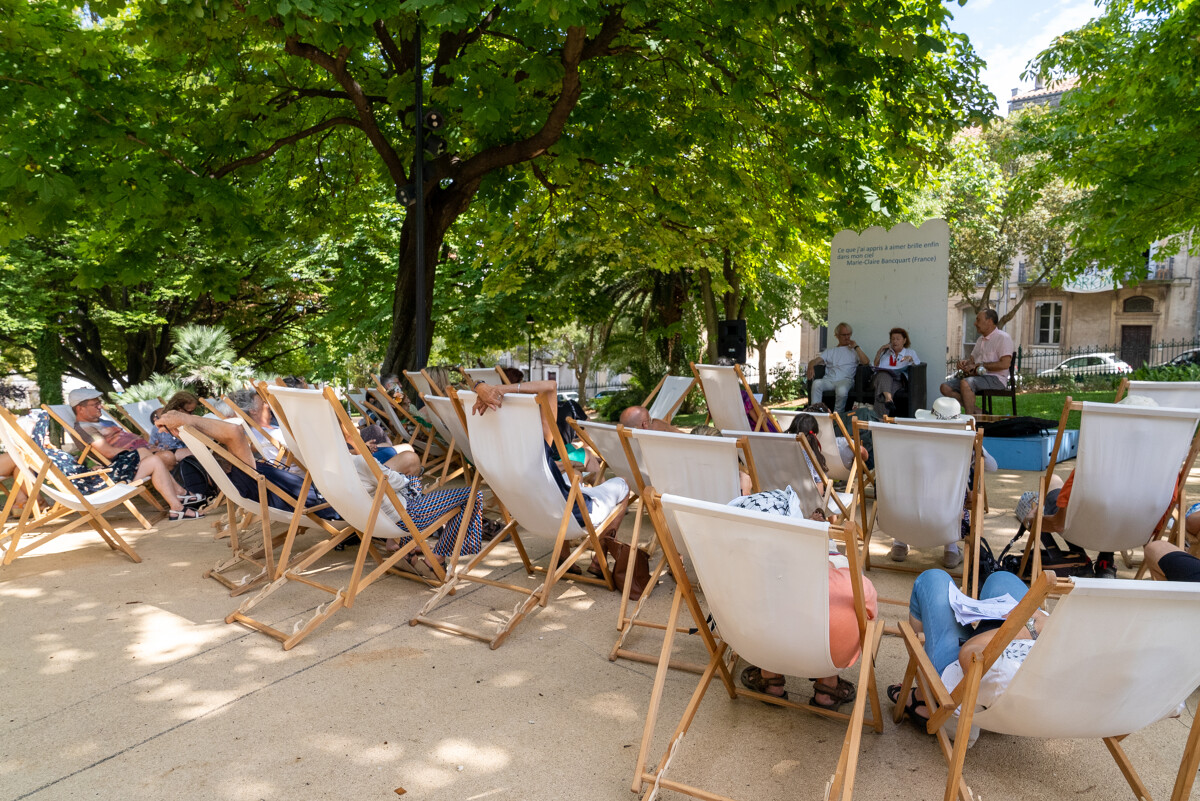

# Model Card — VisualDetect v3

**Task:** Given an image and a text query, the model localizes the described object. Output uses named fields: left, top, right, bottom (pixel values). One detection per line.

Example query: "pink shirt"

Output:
left=971, top=328, right=1014, bottom=379
left=829, top=567, right=878, bottom=668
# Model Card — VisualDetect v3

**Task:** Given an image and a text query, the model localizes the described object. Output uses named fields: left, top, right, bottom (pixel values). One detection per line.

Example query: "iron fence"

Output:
left=945, top=338, right=1200, bottom=378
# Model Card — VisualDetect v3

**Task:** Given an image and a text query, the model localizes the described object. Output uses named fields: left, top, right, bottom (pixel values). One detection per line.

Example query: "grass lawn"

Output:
left=670, top=389, right=1117, bottom=431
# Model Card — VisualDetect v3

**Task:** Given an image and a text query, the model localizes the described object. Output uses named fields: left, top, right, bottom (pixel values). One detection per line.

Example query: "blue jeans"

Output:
left=909, top=569, right=1028, bottom=674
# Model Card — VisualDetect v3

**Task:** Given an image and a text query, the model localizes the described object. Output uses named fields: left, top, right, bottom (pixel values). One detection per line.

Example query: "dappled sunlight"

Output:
left=579, top=690, right=641, bottom=723
left=136, top=677, right=242, bottom=720
left=128, top=604, right=230, bottom=664
left=40, top=646, right=96, bottom=675
left=490, top=670, right=531, bottom=688
left=434, top=738, right=511, bottom=771
left=0, top=585, right=44, bottom=599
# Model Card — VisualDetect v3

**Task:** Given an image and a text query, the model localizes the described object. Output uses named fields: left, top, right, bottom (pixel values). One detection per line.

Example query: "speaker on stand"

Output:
left=717, top=319, right=747, bottom=364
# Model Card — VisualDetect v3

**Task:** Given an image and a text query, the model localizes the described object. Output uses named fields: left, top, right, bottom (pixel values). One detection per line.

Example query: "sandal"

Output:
left=740, top=665, right=788, bottom=701
left=177, top=492, right=206, bottom=506
left=810, top=677, right=856, bottom=710
left=168, top=508, right=204, bottom=521
left=887, top=683, right=931, bottom=729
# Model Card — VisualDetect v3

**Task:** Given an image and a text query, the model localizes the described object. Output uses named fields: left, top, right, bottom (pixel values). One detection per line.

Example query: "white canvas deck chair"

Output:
left=896, top=571, right=1200, bottom=801
left=635, top=494, right=882, bottom=801
left=570, top=419, right=653, bottom=626
left=612, top=427, right=753, bottom=671
left=1117, top=378, right=1200, bottom=410
left=0, top=408, right=153, bottom=566
left=366, top=380, right=421, bottom=445
left=120, top=399, right=163, bottom=440
left=1027, top=400, right=1200, bottom=578
left=410, top=390, right=622, bottom=649
left=690, top=362, right=777, bottom=432
left=815, top=412, right=853, bottom=482
left=854, top=421, right=985, bottom=596
left=460, top=366, right=507, bottom=385
left=41, top=403, right=124, bottom=463
left=722, top=428, right=855, bottom=521
left=642, top=374, right=696, bottom=424
left=769, top=407, right=802, bottom=432
left=225, top=386, right=465, bottom=650
left=177, top=426, right=348, bottom=598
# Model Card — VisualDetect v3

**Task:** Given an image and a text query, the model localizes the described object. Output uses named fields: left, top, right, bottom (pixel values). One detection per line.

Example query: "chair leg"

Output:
left=632, top=583, right=686, bottom=794
left=1170, top=697, right=1200, bottom=801
left=1104, top=736, right=1152, bottom=801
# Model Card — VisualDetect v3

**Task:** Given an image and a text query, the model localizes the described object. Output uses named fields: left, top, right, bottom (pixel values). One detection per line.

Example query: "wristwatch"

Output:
left=1025, top=618, right=1039, bottom=640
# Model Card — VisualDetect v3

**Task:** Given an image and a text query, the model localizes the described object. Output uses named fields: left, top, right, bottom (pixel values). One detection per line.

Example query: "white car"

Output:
left=1037, top=352, right=1132, bottom=379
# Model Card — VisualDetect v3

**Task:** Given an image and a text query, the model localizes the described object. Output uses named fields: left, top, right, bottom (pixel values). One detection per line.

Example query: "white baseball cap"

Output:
left=67, top=388, right=103, bottom=408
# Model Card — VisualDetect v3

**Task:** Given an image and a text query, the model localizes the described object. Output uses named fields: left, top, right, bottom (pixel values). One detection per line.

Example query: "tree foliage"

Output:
left=1020, top=0, right=1200, bottom=277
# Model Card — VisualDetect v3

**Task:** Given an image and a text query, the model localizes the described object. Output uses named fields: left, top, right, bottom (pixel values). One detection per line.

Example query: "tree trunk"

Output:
left=756, top=338, right=769, bottom=402
left=380, top=181, right=479, bottom=378
left=698, top=269, right=720, bottom=362
left=36, top=327, right=64, bottom=406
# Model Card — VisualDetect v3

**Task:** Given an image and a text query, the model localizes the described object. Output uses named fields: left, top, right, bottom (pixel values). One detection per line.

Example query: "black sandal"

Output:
left=887, top=683, right=931, bottom=729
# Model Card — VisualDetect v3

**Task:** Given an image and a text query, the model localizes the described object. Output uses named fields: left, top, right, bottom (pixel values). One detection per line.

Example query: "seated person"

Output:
left=501, top=366, right=524, bottom=385
left=163, top=390, right=201, bottom=414
left=226, top=388, right=286, bottom=464
left=357, top=423, right=421, bottom=476
left=735, top=498, right=878, bottom=709
left=68, top=389, right=201, bottom=519
left=941, top=309, right=1013, bottom=415
left=891, top=568, right=1046, bottom=743
left=1144, top=540, right=1200, bottom=583
left=872, top=327, right=919, bottom=418
left=619, top=404, right=683, bottom=433
left=806, top=322, right=868, bottom=412
left=148, top=407, right=192, bottom=470
left=472, top=379, right=630, bottom=537
left=789, top=408, right=869, bottom=474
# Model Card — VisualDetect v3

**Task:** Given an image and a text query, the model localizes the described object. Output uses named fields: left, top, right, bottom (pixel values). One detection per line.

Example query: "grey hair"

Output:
left=834, top=322, right=852, bottom=335
left=227, top=388, right=262, bottom=414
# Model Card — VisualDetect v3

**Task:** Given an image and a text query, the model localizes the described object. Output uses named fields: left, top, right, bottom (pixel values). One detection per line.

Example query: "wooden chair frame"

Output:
left=853, top=420, right=986, bottom=598
left=410, top=388, right=618, bottom=649
left=690, top=362, right=779, bottom=432
left=0, top=408, right=154, bottom=566
left=640, top=373, right=697, bottom=424
left=1022, top=397, right=1200, bottom=580
left=894, top=571, right=1200, bottom=801
left=975, top=358, right=1018, bottom=416
left=609, top=425, right=760, bottom=673
left=226, top=386, right=464, bottom=650
left=632, top=491, right=883, bottom=799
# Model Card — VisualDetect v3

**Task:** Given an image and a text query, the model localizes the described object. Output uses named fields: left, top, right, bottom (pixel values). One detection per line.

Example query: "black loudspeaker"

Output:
left=717, top=319, right=747, bottom=364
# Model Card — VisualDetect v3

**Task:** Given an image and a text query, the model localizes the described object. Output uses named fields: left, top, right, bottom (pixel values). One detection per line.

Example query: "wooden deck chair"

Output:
left=120, top=400, right=163, bottom=440
left=41, top=403, right=113, bottom=463
left=854, top=421, right=985, bottom=597
left=896, top=572, right=1200, bottom=801
left=690, top=362, right=777, bottom=432
left=197, top=397, right=230, bottom=418
left=768, top=407, right=802, bottom=432
left=570, top=419, right=654, bottom=628
left=221, top=394, right=289, bottom=464
left=635, top=494, right=882, bottom=800
left=404, top=370, right=439, bottom=398
left=365, top=384, right=418, bottom=445
left=721, top=429, right=855, bottom=521
left=177, top=426, right=348, bottom=597
left=1115, top=378, right=1200, bottom=409
left=225, top=386, right=464, bottom=650
left=813, top=412, right=853, bottom=482
left=884, top=415, right=989, bottom=513
left=611, top=427, right=753, bottom=671
left=1027, top=400, right=1200, bottom=579
left=460, top=366, right=507, bottom=386
left=410, top=389, right=621, bottom=649
left=0, top=408, right=153, bottom=566
left=417, top=393, right=471, bottom=487
left=642, top=374, right=697, bottom=424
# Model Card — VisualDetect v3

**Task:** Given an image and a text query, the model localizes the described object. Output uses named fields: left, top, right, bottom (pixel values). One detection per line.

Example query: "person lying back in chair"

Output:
left=619, top=404, right=684, bottom=434
left=474, top=380, right=631, bottom=535
left=890, top=568, right=1047, bottom=745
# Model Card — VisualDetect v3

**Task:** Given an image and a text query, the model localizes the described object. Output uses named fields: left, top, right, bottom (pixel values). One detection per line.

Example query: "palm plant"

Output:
left=115, top=373, right=185, bottom=404
left=169, top=324, right=251, bottom=396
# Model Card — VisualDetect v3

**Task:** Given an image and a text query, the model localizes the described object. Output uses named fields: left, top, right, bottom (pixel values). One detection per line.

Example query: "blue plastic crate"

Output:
left=983, top=429, right=1079, bottom=472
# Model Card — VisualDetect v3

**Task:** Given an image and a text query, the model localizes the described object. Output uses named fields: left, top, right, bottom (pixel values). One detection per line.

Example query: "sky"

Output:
left=946, top=0, right=1103, bottom=115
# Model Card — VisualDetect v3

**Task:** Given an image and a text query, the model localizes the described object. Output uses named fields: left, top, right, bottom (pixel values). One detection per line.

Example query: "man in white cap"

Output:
left=68, top=388, right=201, bottom=519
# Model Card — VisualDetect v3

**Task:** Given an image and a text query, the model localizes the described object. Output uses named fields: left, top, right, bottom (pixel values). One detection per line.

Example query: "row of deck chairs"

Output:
left=7, top=371, right=1200, bottom=800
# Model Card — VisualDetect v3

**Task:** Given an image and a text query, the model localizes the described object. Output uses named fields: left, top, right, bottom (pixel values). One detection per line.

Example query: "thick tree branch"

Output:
left=208, top=116, right=361, bottom=178
left=284, top=36, right=409, bottom=187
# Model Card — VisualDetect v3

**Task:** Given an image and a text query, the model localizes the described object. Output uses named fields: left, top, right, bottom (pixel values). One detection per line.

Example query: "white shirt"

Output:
left=877, top=346, right=920, bottom=372
left=351, top=454, right=412, bottom=525
left=819, top=345, right=860, bottom=383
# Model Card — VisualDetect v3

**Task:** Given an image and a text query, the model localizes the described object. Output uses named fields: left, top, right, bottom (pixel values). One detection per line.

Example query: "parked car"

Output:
left=557, top=391, right=579, bottom=402
left=1037, top=352, right=1133, bottom=379
left=1162, top=349, right=1200, bottom=368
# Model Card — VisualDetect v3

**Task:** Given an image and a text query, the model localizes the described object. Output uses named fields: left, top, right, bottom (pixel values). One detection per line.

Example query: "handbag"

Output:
left=601, top=537, right=651, bottom=601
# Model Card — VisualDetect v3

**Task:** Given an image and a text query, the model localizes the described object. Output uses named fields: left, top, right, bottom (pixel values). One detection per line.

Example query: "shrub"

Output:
left=1132, top=363, right=1200, bottom=382
left=591, top=387, right=643, bottom=421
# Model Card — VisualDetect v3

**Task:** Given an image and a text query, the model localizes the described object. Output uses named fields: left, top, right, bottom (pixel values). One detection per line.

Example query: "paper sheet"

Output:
left=948, top=582, right=1018, bottom=626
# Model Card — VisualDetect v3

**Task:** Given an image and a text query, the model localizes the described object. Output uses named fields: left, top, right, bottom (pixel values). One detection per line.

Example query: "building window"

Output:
left=1035, top=302, right=1062, bottom=345
left=962, top=310, right=979, bottom=359
left=1123, top=296, right=1153, bottom=313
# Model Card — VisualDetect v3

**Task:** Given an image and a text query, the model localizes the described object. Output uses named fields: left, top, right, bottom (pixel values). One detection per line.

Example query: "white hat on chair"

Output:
left=914, top=397, right=971, bottom=422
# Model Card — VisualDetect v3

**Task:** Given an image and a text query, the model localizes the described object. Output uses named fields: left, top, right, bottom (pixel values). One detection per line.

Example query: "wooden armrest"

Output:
left=70, top=467, right=115, bottom=479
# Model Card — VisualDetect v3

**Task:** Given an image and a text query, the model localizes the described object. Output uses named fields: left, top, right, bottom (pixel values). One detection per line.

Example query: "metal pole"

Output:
left=413, top=15, right=427, bottom=369
left=527, top=325, right=532, bottom=379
